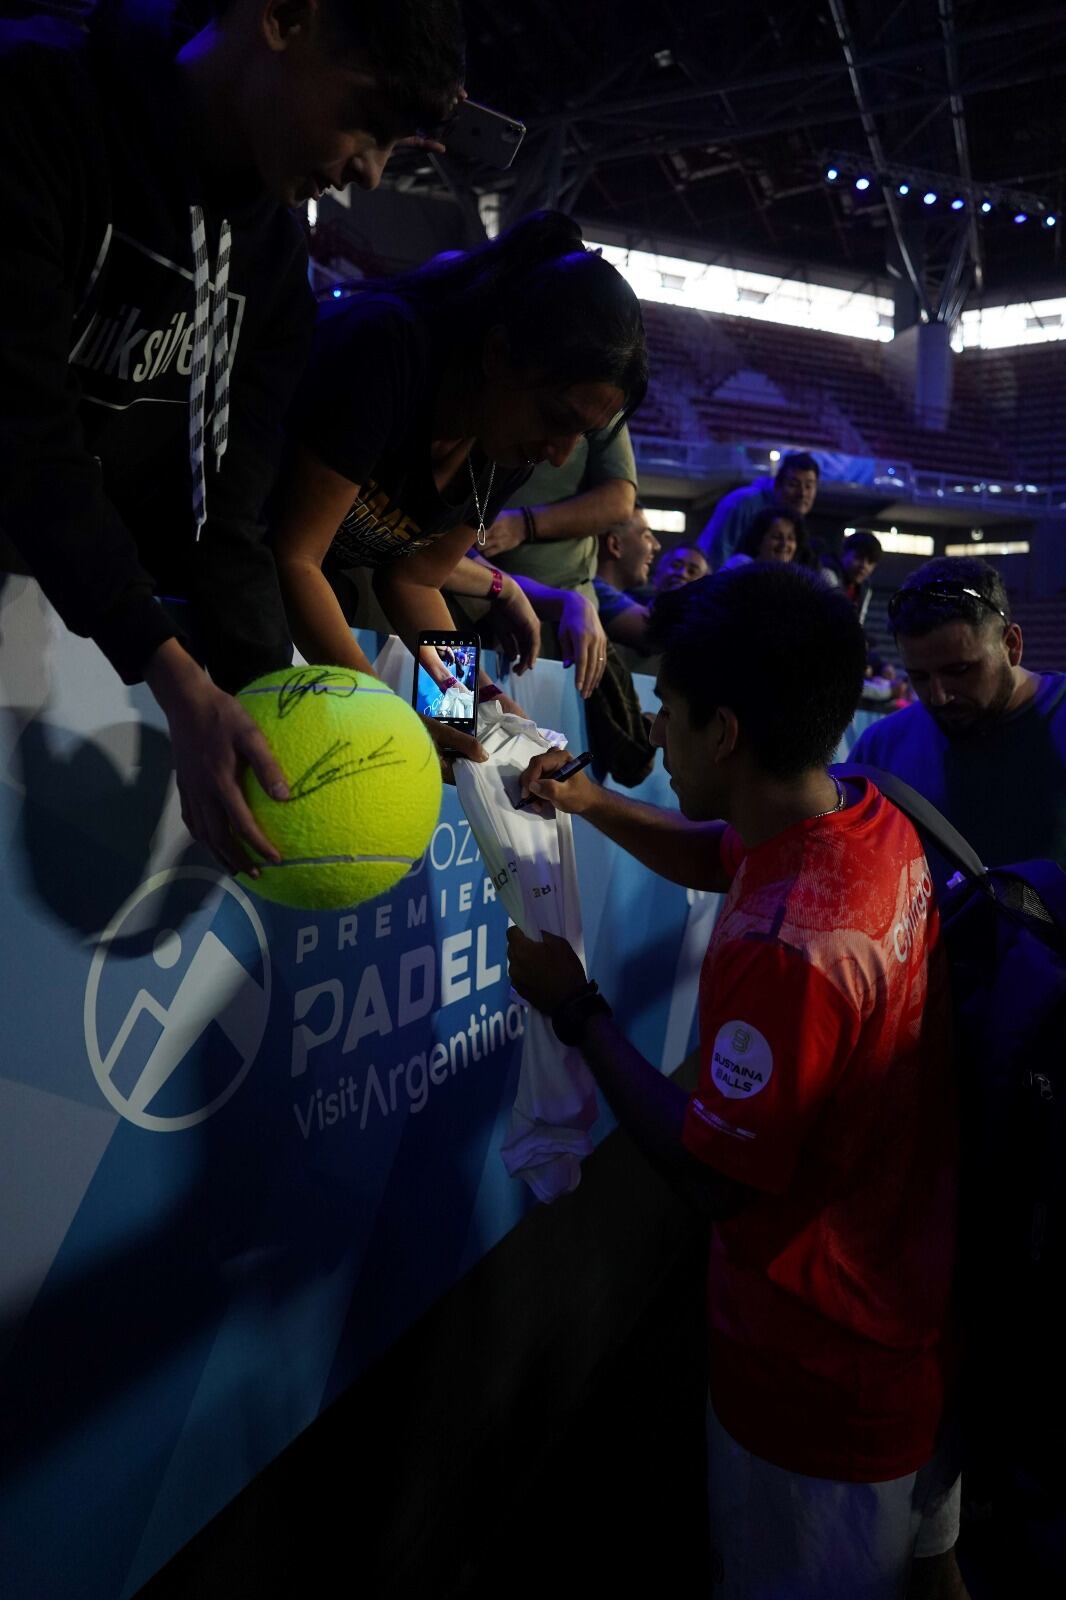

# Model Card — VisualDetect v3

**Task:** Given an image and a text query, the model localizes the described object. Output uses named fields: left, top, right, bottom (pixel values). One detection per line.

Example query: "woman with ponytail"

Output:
left=274, top=210, right=647, bottom=763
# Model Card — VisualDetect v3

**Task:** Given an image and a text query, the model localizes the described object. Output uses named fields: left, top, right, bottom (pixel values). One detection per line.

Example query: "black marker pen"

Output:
left=514, top=750, right=593, bottom=809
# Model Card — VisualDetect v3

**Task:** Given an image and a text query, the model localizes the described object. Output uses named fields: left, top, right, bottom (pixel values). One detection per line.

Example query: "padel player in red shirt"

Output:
left=507, top=562, right=963, bottom=1600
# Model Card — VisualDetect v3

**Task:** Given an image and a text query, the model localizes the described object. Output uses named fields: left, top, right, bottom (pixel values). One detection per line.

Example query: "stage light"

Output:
left=923, top=191, right=937, bottom=206
left=826, top=166, right=839, bottom=181
left=980, top=200, right=993, bottom=214
left=855, top=176, right=871, bottom=191
left=951, top=198, right=965, bottom=211
left=1045, top=215, right=1057, bottom=228
left=898, top=183, right=910, bottom=196
left=332, top=287, right=343, bottom=298
left=1014, top=212, right=1028, bottom=224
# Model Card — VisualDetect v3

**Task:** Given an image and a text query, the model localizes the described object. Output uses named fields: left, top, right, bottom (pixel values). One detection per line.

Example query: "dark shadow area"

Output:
left=125, top=1040, right=1052, bottom=1600
left=100, top=840, right=230, bottom=959
left=134, top=1062, right=713, bottom=1600
left=1, top=862, right=461, bottom=1488
left=0, top=1088, right=361, bottom=1490
left=1, top=834, right=532, bottom=1598
left=6, top=713, right=193, bottom=937
left=956, top=1497, right=1062, bottom=1598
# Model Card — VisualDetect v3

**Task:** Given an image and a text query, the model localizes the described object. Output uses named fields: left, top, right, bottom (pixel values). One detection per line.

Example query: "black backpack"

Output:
left=585, top=643, right=656, bottom=789
left=835, top=762, right=1066, bottom=1511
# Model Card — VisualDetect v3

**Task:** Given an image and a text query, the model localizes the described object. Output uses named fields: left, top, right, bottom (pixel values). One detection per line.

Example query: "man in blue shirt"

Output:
left=696, top=452, right=820, bottom=570
left=849, top=556, right=1066, bottom=891
left=592, top=506, right=661, bottom=653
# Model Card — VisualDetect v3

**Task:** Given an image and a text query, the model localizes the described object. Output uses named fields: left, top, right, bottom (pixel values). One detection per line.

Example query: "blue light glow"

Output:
left=923, top=191, right=937, bottom=206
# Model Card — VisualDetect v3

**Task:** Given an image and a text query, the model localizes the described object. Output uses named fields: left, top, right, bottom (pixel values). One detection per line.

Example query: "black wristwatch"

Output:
left=551, top=980, right=613, bottom=1046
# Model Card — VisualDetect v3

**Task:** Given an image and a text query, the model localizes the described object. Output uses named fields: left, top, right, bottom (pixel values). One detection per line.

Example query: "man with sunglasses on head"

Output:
left=849, top=556, right=1066, bottom=892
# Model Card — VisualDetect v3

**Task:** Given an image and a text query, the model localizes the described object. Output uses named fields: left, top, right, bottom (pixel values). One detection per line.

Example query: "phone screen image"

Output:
left=413, top=635, right=480, bottom=729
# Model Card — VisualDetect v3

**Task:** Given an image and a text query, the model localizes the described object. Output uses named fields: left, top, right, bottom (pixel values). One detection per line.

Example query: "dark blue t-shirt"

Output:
left=592, top=575, right=639, bottom=625
left=849, top=673, right=1066, bottom=892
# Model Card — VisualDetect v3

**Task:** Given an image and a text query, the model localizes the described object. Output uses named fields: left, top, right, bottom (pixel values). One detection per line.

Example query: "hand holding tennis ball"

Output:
left=235, top=667, right=442, bottom=910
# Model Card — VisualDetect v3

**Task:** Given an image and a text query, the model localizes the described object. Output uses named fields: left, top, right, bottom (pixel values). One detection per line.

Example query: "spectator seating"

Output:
left=636, top=302, right=1018, bottom=480
left=958, top=343, right=1066, bottom=488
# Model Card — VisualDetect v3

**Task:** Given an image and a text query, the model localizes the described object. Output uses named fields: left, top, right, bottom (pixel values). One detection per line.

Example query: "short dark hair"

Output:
left=658, top=543, right=704, bottom=565
left=599, top=508, right=644, bottom=548
left=737, top=507, right=818, bottom=568
left=888, top=555, right=1010, bottom=638
left=776, top=451, right=820, bottom=480
left=176, top=2, right=465, bottom=129
left=843, top=531, right=883, bottom=562
left=362, top=210, right=648, bottom=427
left=647, top=564, right=866, bottom=777
left=321, top=0, right=465, bottom=128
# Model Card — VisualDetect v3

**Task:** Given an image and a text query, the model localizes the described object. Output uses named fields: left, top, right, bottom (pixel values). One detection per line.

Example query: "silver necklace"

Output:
left=810, top=775, right=845, bottom=820
left=468, top=456, right=496, bottom=547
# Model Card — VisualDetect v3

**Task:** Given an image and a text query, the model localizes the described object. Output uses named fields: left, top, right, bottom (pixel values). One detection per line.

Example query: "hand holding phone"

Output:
left=413, top=632, right=481, bottom=739
left=443, top=99, right=526, bottom=170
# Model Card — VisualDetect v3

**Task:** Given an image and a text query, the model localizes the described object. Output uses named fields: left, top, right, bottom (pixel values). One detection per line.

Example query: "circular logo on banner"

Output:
left=710, top=1019, right=774, bottom=1100
left=84, top=867, right=272, bottom=1131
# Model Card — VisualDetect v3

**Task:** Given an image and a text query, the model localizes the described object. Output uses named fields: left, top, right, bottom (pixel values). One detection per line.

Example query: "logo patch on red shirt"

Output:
left=710, top=1020, right=774, bottom=1099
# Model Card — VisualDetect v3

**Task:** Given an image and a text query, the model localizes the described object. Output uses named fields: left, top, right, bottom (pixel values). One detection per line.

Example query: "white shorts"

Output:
left=706, top=1399, right=961, bottom=1599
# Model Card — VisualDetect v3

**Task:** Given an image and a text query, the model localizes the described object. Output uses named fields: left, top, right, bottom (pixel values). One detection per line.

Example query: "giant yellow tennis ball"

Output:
left=235, top=666, right=441, bottom=910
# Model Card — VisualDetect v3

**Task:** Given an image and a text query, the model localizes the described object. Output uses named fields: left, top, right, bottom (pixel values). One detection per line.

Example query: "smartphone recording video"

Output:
left=413, top=633, right=481, bottom=736
left=443, top=99, right=526, bottom=170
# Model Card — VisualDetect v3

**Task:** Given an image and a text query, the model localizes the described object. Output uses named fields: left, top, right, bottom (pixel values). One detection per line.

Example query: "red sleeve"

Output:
left=683, top=940, right=860, bottom=1195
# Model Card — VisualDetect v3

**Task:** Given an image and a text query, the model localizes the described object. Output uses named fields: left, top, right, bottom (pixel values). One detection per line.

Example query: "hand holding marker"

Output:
left=514, top=751, right=593, bottom=810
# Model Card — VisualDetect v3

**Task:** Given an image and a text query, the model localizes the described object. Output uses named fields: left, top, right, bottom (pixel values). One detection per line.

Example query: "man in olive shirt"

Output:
left=480, top=421, right=639, bottom=610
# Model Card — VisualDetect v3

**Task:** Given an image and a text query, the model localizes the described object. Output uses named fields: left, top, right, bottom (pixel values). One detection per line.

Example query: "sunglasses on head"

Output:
left=887, top=582, right=1009, bottom=626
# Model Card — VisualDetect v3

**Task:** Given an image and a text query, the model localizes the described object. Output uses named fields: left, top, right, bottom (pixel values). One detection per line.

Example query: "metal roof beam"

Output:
left=531, top=9, right=1065, bottom=129
left=938, top=0, right=984, bottom=291
left=827, top=0, right=929, bottom=319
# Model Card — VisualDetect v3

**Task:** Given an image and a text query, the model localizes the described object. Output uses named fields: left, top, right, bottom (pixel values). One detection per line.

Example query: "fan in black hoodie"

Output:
left=0, top=0, right=464, bottom=871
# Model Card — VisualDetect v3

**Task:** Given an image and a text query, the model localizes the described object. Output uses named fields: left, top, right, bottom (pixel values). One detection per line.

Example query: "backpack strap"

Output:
left=832, top=761, right=989, bottom=884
